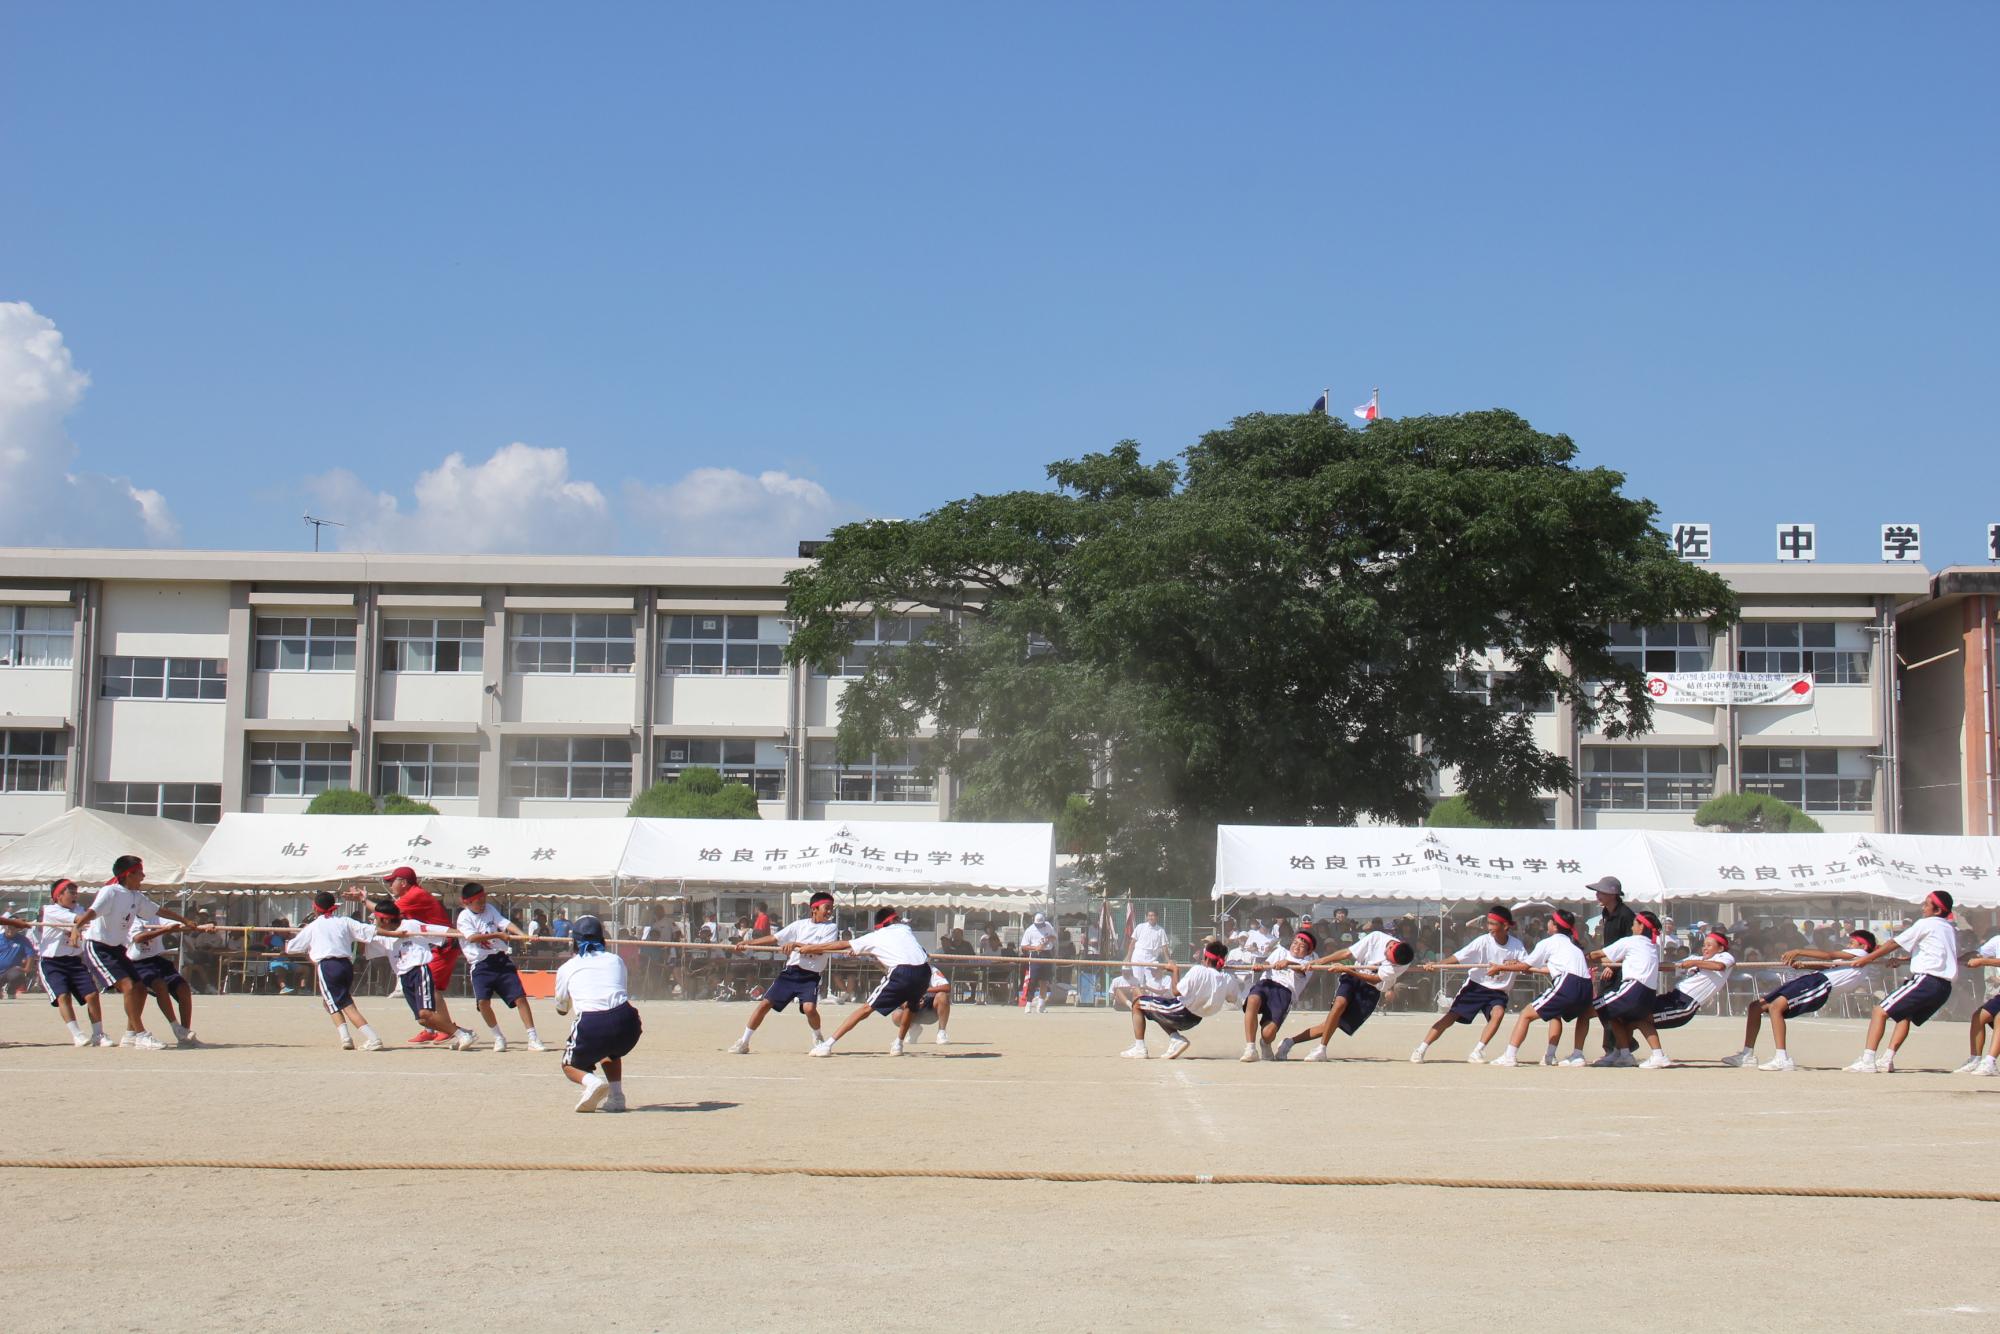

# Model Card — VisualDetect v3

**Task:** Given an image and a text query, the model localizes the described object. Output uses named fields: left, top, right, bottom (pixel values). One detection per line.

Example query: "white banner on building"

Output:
left=1645, top=672, right=1814, bottom=706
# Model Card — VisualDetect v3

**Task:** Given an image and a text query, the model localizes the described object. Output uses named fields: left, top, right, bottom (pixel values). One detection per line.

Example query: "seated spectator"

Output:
left=265, top=916, right=306, bottom=993
left=0, top=921, right=35, bottom=997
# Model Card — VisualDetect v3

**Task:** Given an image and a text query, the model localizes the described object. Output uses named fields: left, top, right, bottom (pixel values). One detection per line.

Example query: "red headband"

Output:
left=1704, top=931, right=1728, bottom=947
left=52, top=878, right=75, bottom=897
left=1487, top=911, right=1509, bottom=924
left=1926, top=892, right=1954, bottom=920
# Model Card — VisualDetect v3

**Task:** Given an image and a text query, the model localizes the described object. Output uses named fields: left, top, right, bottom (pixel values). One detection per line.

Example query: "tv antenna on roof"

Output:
left=303, top=513, right=345, bottom=552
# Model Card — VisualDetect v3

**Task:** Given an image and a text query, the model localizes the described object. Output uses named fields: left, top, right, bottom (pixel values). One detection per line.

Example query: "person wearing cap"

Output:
left=555, top=914, right=641, bottom=1112
left=454, top=883, right=546, bottom=1054
left=1239, top=927, right=1317, bottom=1062
left=1584, top=875, right=1637, bottom=1057
left=1722, top=929, right=1882, bottom=1072
left=1122, top=938, right=1244, bottom=1059
left=0, top=914, right=35, bottom=999
left=1836, top=891, right=1961, bottom=1073
left=1585, top=909, right=1671, bottom=1068
left=1410, top=904, right=1528, bottom=1064
left=362, top=899, right=477, bottom=1051
left=284, top=890, right=385, bottom=1050
left=69, top=855, right=211, bottom=1050
left=1953, top=921, right=2000, bottom=1076
left=1019, top=912, right=1056, bottom=1013
left=1646, top=929, right=1735, bottom=1039
left=1275, top=927, right=1415, bottom=1062
left=1490, top=908, right=1596, bottom=1067
left=381, top=867, right=460, bottom=1044
left=797, top=907, right=933, bottom=1057
left=727, top=890, right=838, bottom=1054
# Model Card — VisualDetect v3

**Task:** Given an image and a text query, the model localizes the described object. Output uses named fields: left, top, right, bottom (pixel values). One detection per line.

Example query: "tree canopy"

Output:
left=786, top=409, right=1736, bottom=897
left=305, top=790, right=439, bottom=815
left=1694, top=792, right=1824, bottom=833
left=1426, top=793, right=1547, bottom=829
left=628, top=766, right=761, bottom=819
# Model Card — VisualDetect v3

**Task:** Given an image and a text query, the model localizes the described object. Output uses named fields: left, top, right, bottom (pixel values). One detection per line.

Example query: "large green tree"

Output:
left=785, top=409, right=1736, bottom=896
left=628, top=766, right=761, bottom=819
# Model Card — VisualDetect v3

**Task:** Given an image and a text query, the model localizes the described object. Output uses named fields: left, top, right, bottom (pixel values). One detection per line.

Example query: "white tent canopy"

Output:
left=1214, top=826, right=2000, bottom=908
left=0, top=808, right=211, bottom=888
left=622, top=818, right=1052, bottom=895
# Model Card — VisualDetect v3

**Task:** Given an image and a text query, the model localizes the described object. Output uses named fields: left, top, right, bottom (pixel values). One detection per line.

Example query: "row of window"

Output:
left=1580, top=746, right=1875, bottom=813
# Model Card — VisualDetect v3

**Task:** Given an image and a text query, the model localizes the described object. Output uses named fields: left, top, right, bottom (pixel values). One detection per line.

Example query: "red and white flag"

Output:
left=1353, top=389, right=1379, bottom=421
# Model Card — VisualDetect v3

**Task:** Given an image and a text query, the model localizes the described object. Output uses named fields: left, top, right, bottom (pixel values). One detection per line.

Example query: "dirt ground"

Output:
left=4, top=989, right=1999, bottom=1333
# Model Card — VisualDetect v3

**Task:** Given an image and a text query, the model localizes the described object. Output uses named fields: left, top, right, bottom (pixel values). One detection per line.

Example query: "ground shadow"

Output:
left=630, top=1100, right=739, bottom=1113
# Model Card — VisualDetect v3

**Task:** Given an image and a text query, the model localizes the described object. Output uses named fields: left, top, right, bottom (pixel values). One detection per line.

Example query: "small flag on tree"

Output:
left=1354, top=388, right=1379, bottom=421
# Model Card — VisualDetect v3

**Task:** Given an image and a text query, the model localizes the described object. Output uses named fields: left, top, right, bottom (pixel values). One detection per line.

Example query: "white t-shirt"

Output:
left=284, top=914, right=378, bottom=963
left=1350, top=931, right=1407, bottom=993
left=36, top=904, right=83, bottom=958
left=927, top=967, right=949, bottom=991
left=1526, top=933, right=1590, bottom=983
left=1175, top=963, right=1247, bottom=1017
left=1019, top=922, right=1055, bottom=953
left=850, top=922, right=929, bottom=970
left=126, top=914, right=171, bottom=962
left=556, top=951, right=630, bottom=1012
left=1129, top=921, right=1168, bottom=964
left=1454, top=933, right=1528, bottom=993
left=1263, top=945, right=1313, bottom=995
left=776, top=918, right=840, bottom=974
left=1823, top=946, right=1873, bottom=994
left=366, top=922, right=452, bottom=975
left=82, top=882, right=160, bottom=948
left=1241, top=926, right=1276, bottom=955
left=1674, top=951, right=1735, bottom=1007
left=1979, top=933, right=2000, bottom=964
left=455, top=904, right=513, bottom=963
left=1601, top=935, right=1661, bottom=990
left=1896, top=917, right=1959, bottom=980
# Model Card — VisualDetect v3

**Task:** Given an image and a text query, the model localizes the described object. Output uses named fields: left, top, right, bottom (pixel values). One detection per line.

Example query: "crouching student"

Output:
left=903, top=967, right=953, bottom=1046
left=1241, top=928, right=1316, bottom=1062
left=1648, top=929, right=1734, bottom=1041
left=1721, top=929, right=1878, bottom=1072
left=1122, top=939, right=1244, bottom=1059
left=1490, top=909, right=1595, bottom=1067
left=365, top=900, right=477, bottom=1051
left=1276, top=928, right=1415, bottom=1062
left=1590, top=910, right=1672, bottom=1069
left=556, top=915, right=641, bottom=1112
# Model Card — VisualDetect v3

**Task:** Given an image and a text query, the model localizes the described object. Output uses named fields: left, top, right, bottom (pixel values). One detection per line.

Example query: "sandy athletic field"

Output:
left=3, top=992, right=1998, bottom=1332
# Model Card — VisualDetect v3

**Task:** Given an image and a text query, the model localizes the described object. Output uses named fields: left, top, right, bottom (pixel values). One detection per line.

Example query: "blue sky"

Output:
left=3, top=4, right=1995, bottom=561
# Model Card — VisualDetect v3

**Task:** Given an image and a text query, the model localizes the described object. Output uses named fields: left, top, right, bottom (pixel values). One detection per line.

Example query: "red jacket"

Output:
left=396, top=883, right=459, bottom=953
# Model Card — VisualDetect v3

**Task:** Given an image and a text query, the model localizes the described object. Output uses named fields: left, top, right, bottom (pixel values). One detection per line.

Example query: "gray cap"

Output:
left=1586, top=875, right=1624, bottom=897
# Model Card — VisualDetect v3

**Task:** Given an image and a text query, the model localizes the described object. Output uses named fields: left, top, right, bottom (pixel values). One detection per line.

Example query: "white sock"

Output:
left=1469, top=1040, right=1485, bottom=1057
left=1774, top=1048, right=1787, bottom=1060
left=1413, top=1041, right=1429, bottom=1056
left=487, top=1025, right=503, bottom=1039
left=740, top=1027, right=755, bottom=1044
left=525, top=1027, right=538, bottom=1041
left=1546, top=1042, right=1559, bottom=1060
left=91, top=1022, right=104, bottom=1038
left=359, top=1024, right=378, bottom=1042
left=65, top=1019, right=84, bottom=1039
left=171, top=1022, right=190, bottom=1038
left=337, top=1023, right=351, bottom=1043
left=1503, top=1044, right=1519, bottom=1058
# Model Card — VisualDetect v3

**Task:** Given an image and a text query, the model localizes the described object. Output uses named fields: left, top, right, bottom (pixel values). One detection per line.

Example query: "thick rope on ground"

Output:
left=0, top=1158, right=1991, bottom=1202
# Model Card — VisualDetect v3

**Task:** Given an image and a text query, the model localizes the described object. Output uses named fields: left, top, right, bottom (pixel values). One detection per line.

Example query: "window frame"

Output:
left=101, top=656, right=227, bottom=701
left=656, top=736, right=785, bottom=800
left=0, top=605, right=75, bottom=669
left=508, top=612, right=636, bottom=676
left=0, top=729, right=66, bottom=793
left=1606, top=623, right=1711, bottom=675
left=805, top=740, right=936, bottom=804
left=252, top=616, right=358, bottom=673
left=659, top=613, right=789, bottom=678
left=381, top=618, right=485, bottom=675
left=506, top=735, right=634, bottom=800
left=376, top=739, right=481, bottom=799
left=1736, top=621, right=1869, bottom=684
left=92, top=781, right=222, bottom=824
left=1739, top=747, right=1874, bottom=813
left=1580, top=746, right=1714, bottom=812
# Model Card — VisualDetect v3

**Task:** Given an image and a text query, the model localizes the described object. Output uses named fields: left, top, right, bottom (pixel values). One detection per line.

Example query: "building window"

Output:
left=0, top=730, right=65, bottom=793
left=382, top=619, right=484, bottom=673
left=807, top=740, right=936, bottom=803
left=1451, top=668, right=1556, bottom=713
left=253, top=617, right=357, bottom=672
left=1738, top=622, right=1869, bottom=684
left=657, top=737, right=785, bottom=800
left=1607, top=623, right=1710, bottom=674
left=0, top=606, right=73, bottom=668
left=508, top=736, right=633, bottom=800
left=378, top=741, right=479, bottom=799
left=101, top=656, right=227, bottom=700
left=1581, top=747, right=1713, bottom=812
left=509, top=613, right=635, bottom=675
left=92, top=782, right=222, bottom=824
left=1741, top=748, right=1873, bottom=813
left=660, top=614, right=789, bottom=677
left=249, top=741, right=352, bottom=797
left=821, top=616, right=932, bottom=677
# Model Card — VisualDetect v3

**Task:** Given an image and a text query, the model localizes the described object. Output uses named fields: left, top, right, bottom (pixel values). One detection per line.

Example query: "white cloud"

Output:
left=0, top=302, right=179, bottom=546
left=623, top=468, right=841, bottom=555
left=306, top=442, right=613, bottom=553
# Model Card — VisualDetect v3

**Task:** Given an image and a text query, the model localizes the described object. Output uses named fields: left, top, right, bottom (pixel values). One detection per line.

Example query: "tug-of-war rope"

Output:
left=0, top=1158, right=1991, bottom=1202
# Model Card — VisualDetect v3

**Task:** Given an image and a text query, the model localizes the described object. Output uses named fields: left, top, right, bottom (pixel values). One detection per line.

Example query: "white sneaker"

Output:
left=888, top=1038, right=905, bottom=1056
left=492, top=1035, right=508, bottom=1053
left=1720, top=1048, right=1757, bottom=1068
left=1239, top=1043, right=1259, bottom=1063
left=95, top=1034, right=116, bottom=1048
left=1953, top=1057, right=1983, bottom=1074
left=130, top=1032, right=166, bottom=1050
left=1979, top=1057, right=1998, bottom=1077
left=71, top=1032, right=91, bottom=1048
left=934, top=1031, right=949, bottom=1046
left=363, top=1036, right=384, bottom=1052
left=726, top=1037, right=750, bottom=1054
left=808, top=1040, right=835, bottom=1058
left=1409, top=1047, right=1427, bottom=1064
left=1303, top=1044, right=1329, bottom=1062
left=178, top=1032, right=201, bottom=1048
left=119, top=1031, right=137, bottom=1047
left=603, top=1086, right=627, bottom=1113
left=1844, top=1054, right=1877, bottom=1073
left=1759, top=1054, right=1795, bottom=1071
left=1590, top=1052, right=1623, bottom=1068
left=1466, top=1049, right=1487, bottom=1064
left=1274, top=1037, right=1295, bottom=1061
left=1876, top=1051, right=1895, bottom=1074
left=1615, top=1050, right=1639, bottom=1068
left=1120, top=1041, right=1149, bottom=1059
left=1492, top=1052, right=1519, bottom=1067
left=1640, top=1052, right=1672, bottom=1070
left=450, top=1029, right=477, bottom=1051
left=1165, top=1035, right=1191, bottom=1060
left=574, top=1072, right=610, bottom=1112
left=1541, top=1049, right=1558, bottom=1066
left=527, top=1038, right=547, bottom=1052
left=1559, top=1053, right=1585, bottom=1067
left=340, top=1034, right=355, bottom=1050
left=1258, top=1038, right=1278, bottom=1061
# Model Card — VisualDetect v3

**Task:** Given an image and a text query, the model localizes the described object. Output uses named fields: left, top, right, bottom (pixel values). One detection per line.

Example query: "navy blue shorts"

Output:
left=1245, top=977, right=1294, bottom=1030
left=564, top=1002, right=642, bottom=1072
left=1880, top=973, right=1951, bottom=1026
left=763, top=965, right=823, bottom=1012
left=869, top=964, right=931, bottom=1015
left=130, top=956, right=185, bottom=991
left=1135, top=995, right=1201, bottom=1033
left=1528, top=973, right=1595, bottom=1022
left=1763, top=972, right=1834, bottom=1017
left=1334, top=973, right=1382, bottom=1035
left=399, top=965, right=438, bottom=1018
left=472, top=955, right=527, bottom=1007
left=1980, top=991, right=2000, bottom=1020
left=1649, top=987, right=1704, bottom=1030
left=84, top=941, right=139, bottom=990
left=1446, top=981, right=1510, bottom=1025
left=316, top=958, right=356, bottom=1014
left=1594, top=979, right=1657, bottom=1023
left=39, top=955, right=97, bottom=1004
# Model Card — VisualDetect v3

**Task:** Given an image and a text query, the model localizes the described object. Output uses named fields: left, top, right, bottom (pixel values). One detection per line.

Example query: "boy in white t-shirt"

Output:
left=1240, top=929, right=1317, bottom=1062
left=555, top=915, right=641, bottom=1112
left=1275, top=929, right=1415, bottom=1062
left=1953, top=921, right=2000, bottom=1076
left=1648, top=929, right=1734, bottom=1034
left=1122, top=939, right=1245, bottom=1059
left=1490, top=909, right=1595, bottom=1067
left=728, top=891, right=838, bottom=1054
left=1411, top=905, right=1527, bottom=1064
left=1721, top=929, right=1879, bottom=1072
left=799, top=908, right=933, bottom=1057
left=903, top=966, right=954, bottom=1046
left=1837, top=891, right=1960, bottom=1073
left=1588, top=910, right=1671, bottom=1069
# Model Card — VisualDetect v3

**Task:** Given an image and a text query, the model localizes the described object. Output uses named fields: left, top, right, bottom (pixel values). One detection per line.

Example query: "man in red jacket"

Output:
left=385, top=866, right=460, bottom=1043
